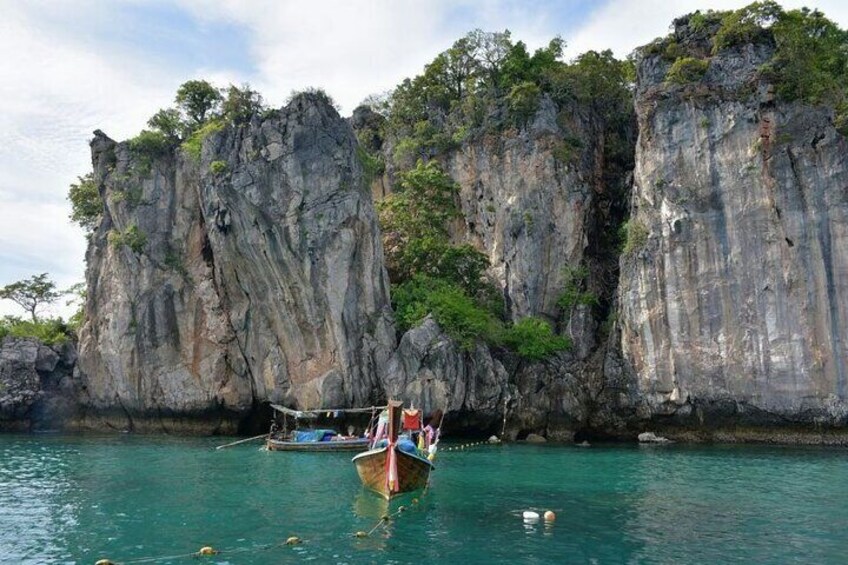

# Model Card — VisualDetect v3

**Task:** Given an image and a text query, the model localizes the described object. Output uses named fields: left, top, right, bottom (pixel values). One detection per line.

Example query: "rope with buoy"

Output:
left=94, top=536, right=305, bottom=564
left=441, top=438, right=503, bottom=452
left=353, top=496, right=422, bottom=539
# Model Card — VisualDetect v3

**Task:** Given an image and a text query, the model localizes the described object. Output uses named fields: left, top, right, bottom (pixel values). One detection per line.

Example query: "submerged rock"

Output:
left=638, top=432, right=671, bottom=444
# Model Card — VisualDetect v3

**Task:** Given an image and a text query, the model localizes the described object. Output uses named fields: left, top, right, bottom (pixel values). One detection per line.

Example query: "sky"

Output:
left=1, top=0, right=846, bottom=318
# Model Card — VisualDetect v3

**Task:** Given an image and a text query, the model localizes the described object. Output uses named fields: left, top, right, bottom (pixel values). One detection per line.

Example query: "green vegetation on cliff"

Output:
left=380, top=161, right=499, bottom=345
left=368, top=30, right=633, bottom=170
left=381, top=161, right=567, bottom=359
left=108, top=225, right=147, bottom=254
left=139, top=80, right=265, bottom=161
left=67, top=173, right=101, bottom=233
left=652, top=2, right=848, bottom=132
left=665, top=57, right=709, bottom=84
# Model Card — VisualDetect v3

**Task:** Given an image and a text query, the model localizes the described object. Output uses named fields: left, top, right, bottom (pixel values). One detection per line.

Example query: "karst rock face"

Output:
left=442, top=97, right=602, bottom=324
left=366, top=93, right=626, bottom=438
left=47, top=19, right=847, bottom=442
left=75, top=93, right=395, bottom=432
left=615, top=17, right=848, bottom=434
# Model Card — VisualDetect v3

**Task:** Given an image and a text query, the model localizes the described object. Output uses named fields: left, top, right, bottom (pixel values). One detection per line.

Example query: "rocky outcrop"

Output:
left=383, top=319, right=590, bottom=440
left=358, top=94, right=629, bottom=439
left=443, top=97, right=603, bottom=324
left=616, top=16, right=848, bottom=435
left=0, top=338, right=78, bottom=431
left=75, top=93, right=395, bottom=432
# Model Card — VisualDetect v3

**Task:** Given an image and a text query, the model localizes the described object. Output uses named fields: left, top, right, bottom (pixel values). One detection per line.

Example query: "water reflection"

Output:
left=352, top=488, right=389, bottom=520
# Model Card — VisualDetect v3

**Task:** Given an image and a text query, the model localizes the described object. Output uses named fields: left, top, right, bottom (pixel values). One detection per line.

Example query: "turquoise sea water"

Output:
left=1, top=434, right=846, bottom=564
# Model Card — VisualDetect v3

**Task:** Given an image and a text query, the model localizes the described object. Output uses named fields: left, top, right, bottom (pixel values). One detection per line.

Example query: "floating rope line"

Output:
left=95, top=537, right=303, bottom=565
left=441, top=440, right=502, bottom=452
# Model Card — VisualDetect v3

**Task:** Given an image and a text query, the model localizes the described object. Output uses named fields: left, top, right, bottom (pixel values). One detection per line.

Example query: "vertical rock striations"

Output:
left=617, top=16, right=848, bottom=435
left=75, top=93, right=395, bottom=432
left=364, top=93, right=631, bottom=438
left=443, top=97, right=601, bottom=323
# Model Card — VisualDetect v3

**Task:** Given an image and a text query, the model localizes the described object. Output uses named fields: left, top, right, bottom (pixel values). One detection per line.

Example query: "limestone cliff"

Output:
left=360, top=92, right=631, bottom=439
left=16, top=16, right=845, bottom=443
left=443, top=97, right=601, bottom=323
left=615, top=15, right=848, bottom=437
left=75, top=93, right=395, bottom=432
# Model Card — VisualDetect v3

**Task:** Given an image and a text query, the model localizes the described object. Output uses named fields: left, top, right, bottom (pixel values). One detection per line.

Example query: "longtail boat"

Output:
left=351, top=400, right=435, bottom=499
left=265, top=404, right=380, bottom=452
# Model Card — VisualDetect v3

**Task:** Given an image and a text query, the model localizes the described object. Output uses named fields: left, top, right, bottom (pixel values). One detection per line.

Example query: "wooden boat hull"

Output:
left=352, top=446, right=433, bottom=499
left=266, top=438, right=370, bottom=452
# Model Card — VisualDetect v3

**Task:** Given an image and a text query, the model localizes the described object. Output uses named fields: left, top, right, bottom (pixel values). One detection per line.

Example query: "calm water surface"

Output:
left=1, top=434, right=846, bottom=564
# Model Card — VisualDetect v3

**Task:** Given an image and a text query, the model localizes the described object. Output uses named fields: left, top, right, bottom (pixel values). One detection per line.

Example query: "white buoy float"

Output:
left=523, top=511, right=540, bottom=521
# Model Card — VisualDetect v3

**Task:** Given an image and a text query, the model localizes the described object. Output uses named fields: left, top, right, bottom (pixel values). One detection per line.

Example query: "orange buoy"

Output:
left=198, top=546, right=217, bottom=556
left=544, top=511, right=556, bottom=522
left=285, top=536, right=301, bottom=545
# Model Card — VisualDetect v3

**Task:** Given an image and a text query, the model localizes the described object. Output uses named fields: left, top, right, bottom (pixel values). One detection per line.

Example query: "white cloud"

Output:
left=2, top=0, right=847, bottom=319
left=176, top=0, right=570, bottom=113
left=0, top=1, right=178, bottom=316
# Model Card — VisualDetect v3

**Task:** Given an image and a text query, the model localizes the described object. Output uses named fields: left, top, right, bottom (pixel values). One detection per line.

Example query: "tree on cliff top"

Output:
left=0, top=273, right=62, bottom=322
left=175, top=80, right=223, bottom=127
left=142, top=82, right=266, bottom=144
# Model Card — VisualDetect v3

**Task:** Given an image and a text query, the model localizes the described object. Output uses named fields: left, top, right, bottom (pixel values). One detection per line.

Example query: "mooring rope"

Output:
left=353, top=497, right=421, bottom=539
left=95, top=536, right=304, bottom=565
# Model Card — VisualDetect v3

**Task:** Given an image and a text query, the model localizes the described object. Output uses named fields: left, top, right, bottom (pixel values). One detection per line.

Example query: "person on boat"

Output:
left=422, top=409, right=442, bottom=450
left=371, top=408, right=389, bottom=446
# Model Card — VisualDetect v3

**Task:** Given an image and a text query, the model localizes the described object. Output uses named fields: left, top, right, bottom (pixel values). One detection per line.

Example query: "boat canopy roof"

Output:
left=270, top=404, right=386, bottom=419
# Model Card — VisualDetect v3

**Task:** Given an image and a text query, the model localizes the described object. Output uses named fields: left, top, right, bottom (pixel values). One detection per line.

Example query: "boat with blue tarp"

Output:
left=265, top=404, right=380, bottom=452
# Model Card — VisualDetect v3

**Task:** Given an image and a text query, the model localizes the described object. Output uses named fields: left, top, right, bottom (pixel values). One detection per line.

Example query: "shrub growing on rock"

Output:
left=501, top=317, right=570, bottom=361
left=108, top=225, right=147, bottom=254
left=666, top=57, right=710, bottom=84
left=68, top=173, right=102, bottom=233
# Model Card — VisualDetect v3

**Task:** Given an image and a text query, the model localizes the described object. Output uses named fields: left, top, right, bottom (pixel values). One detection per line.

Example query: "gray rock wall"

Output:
left=0, top=338, right=78, bottom=431
left=375, top=97, right=617, bottom=438
left=444, top=97, right=601, bottom=324
left=75, top=93, right=395, bottom=431
left=618, top=32, right=848, bottom=430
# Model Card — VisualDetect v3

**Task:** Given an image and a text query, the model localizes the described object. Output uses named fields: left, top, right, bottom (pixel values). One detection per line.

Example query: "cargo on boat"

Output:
left=266, top=404, right=382, bottom=452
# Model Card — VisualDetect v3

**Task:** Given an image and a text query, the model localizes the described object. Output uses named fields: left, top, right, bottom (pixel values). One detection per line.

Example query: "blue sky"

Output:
left=1, top=0, right=846, bottom=318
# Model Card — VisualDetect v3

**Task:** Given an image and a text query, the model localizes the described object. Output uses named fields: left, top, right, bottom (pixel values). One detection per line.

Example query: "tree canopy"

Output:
left=0, top=273, right=62, bottom=322
left=175, top=80, right=223, bottom=127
